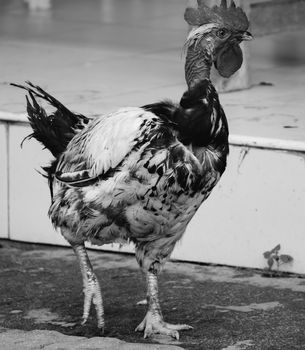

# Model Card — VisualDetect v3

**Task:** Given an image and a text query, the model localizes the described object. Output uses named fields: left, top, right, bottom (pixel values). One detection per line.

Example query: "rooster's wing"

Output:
left=55, top=107, right=189, bottom=188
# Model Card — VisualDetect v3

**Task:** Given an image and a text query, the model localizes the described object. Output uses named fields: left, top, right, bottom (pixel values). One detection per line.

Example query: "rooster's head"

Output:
left=184, top=0, right=252, bottom=86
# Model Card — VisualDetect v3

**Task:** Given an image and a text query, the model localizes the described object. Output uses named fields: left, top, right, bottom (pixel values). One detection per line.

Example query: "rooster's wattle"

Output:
left=13, top=0, right=251, bottom=339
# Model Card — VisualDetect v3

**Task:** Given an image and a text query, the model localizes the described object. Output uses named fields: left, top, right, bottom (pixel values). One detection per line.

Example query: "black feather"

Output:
left=143, top=80, right=224, bottom=148
left=11, top=82, right=91, bottom=157
left=142, top=100, right=178, bottom=127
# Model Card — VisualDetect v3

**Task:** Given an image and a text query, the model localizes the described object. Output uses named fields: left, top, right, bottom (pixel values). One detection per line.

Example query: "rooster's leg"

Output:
left=135, top=270, right=193, bottom=340
left=72, top=244, right=104, bottom=331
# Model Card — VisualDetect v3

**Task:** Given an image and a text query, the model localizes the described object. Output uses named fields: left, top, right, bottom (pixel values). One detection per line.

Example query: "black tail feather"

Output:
left=11, top=81, right=91, bottom=157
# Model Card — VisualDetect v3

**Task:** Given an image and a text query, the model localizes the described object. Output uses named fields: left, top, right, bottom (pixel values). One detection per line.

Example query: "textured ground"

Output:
left=1, top=240, right=305, bottom=350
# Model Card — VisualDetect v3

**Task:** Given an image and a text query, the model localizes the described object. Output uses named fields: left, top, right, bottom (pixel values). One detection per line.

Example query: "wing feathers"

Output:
left=56, top=108, right=156, bottom=184
left=55, top=170, right=99, bottom=187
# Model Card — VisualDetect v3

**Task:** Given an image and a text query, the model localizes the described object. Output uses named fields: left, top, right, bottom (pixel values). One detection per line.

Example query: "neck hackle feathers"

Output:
left=184, top=0, right=249, bottom=31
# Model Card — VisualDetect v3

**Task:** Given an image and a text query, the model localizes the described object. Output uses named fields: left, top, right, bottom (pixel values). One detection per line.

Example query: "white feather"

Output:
left=58, top=107, right=157, bottom=179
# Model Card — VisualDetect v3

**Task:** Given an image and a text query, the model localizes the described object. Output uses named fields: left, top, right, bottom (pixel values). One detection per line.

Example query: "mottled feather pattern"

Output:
left=48, top=79, right=228, bottom=271
left=56, top=108, right=155, bottom=182
left=14, top=79, right=229, bottom=272
left=50, top=108, right=207, bottom=234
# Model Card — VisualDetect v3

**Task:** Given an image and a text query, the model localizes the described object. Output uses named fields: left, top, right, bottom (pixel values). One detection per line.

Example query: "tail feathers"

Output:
left=11, top=81, right=91, bottom=157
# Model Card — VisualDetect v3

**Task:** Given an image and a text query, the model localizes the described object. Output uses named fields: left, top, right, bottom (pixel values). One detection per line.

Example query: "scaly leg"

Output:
left=135, top=271, right=193, bottom=340
left=72, top=244, right=104, bottom=331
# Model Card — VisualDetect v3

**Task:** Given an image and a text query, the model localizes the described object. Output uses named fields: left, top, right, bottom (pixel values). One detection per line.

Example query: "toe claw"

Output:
left=80, top=278, right=105, bottom=330
left=135, top=319, right=146, bottom=332
left=144, top=326, right=152, bottom=339
left=136, top=311, right=192, bottom=339
left=135, top=325, right=143, bottom=332
left=165, top=323, right=194, bottom=331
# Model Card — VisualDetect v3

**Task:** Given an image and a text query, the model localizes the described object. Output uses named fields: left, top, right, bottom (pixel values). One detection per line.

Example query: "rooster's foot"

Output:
left=82, top=276, right=104, bottom=331
left=135, top=311, right=193, bottom=340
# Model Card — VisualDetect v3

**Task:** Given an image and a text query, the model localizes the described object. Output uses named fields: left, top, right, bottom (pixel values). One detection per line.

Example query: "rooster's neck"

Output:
left=185, top=45, right=213, bottom=89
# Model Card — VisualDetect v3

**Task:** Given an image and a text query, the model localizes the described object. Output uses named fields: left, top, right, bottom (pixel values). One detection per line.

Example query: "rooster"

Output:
left=12, top=0, right=251, bottom=340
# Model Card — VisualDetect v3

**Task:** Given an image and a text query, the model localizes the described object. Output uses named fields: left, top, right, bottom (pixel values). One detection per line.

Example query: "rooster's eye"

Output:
left=216, top=28, right=229, bottom=39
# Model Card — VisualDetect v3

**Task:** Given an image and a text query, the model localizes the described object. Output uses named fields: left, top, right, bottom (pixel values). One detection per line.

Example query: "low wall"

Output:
left=1, top=116, right=304, bottom=273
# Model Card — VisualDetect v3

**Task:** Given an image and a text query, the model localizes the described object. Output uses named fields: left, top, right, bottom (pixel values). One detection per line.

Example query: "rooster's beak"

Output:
left=241, top=31, right=253, bottom=41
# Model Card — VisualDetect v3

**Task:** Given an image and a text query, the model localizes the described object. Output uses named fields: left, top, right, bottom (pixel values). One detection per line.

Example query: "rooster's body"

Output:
left=14, top=0, right=251, bottom=339
left=52, top=86, right=228, bottom=255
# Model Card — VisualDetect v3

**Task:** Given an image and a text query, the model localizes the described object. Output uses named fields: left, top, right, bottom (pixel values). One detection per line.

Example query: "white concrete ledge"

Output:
left=2, top=115, right=305, bottom=273
left=1, top=111, right=305, bottom=153
left=0, top=111, right=28, bottom=124
left=229, top=135, right=305, bottom=153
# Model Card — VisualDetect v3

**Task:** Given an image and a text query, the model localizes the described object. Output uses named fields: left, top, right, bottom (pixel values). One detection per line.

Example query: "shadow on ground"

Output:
left=1, top=240, right=305, bottom=350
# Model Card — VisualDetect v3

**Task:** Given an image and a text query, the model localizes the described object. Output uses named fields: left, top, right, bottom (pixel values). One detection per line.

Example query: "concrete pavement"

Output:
left=1, top=240, right=305, bottom=349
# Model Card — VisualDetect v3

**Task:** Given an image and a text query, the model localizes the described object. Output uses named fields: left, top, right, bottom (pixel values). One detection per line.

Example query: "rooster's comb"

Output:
left=184, top=0, right=249, bottom=31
